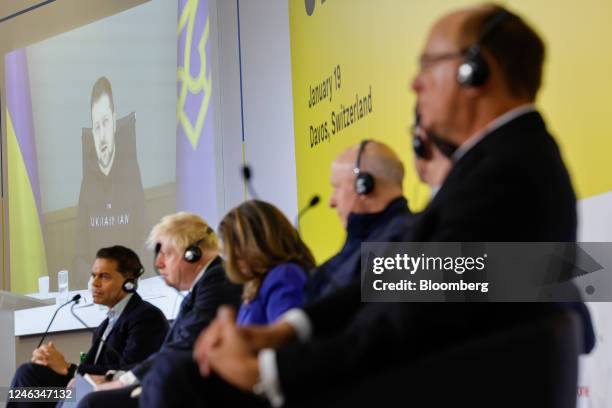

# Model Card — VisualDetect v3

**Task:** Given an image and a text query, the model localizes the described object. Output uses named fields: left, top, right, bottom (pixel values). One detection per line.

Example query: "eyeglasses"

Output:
left=418, top=51, right=464, bottom=71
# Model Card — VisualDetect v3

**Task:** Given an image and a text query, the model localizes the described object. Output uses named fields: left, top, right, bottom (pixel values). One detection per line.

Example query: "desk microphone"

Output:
left=38, top=294, right=81, bottom=348
left=295, top=195, right=321, bottom=231
left=69, top=300, right=127, bottom=367
left=241, top=164, right=260, bottom=200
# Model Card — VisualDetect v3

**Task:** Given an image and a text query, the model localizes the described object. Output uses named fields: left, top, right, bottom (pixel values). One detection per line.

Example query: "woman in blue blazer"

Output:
left=218, top=200, right=316, bottom=325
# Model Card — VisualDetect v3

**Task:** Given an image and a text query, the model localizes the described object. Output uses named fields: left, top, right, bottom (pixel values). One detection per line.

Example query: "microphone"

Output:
left=429, top=131, right=458, bottom=158
left=70, top=300, right=127, bottom=367
left=295, top=195, right=321, bottom=230
left=241, top=164, right=260, bottom=200
left=412, top=107, right=458, bottom=159
left=38, top=294, right=81, bottom=348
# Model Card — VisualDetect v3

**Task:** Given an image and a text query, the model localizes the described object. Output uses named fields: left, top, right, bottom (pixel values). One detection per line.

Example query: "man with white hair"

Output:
left=305, top=140, right=415, bottom=301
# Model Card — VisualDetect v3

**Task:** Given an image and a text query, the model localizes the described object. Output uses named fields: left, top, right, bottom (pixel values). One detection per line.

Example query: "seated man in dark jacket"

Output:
left=305, top=140, right=416, bottom=302
left=9, top=245, right=168, bottom=408
left=76, top=212, right=242, bottom=407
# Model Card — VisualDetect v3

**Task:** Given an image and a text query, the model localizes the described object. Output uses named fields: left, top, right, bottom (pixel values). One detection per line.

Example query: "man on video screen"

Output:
left=72, top=76, right=148, bottom=289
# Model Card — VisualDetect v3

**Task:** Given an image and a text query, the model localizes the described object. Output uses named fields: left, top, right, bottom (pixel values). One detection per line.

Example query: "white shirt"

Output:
left=452, top=104, right=536, bottom=163
left=93, top=293, right=133, bottom=364
left=256, top=309, right=312, bottom=407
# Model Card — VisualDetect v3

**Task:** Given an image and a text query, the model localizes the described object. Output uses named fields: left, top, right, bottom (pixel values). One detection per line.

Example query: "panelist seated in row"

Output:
left=75, top=200, right=315, bottom=408
left=219, top=199, right=316, bottom=326
left=8, top=246, right=168, bottom=408
left=304, top=140, right=422, bottom=303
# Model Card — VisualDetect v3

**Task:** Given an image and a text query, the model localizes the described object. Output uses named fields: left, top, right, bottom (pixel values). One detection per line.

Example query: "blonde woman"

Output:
left=218, top=200, right=315, bottom=325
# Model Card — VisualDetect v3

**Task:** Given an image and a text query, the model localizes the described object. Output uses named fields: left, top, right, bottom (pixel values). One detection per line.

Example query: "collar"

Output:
left=429, top=185, right=441, bottom=200
left=189, top=256, right=216, bottom=292
left=107, top=292, right=133, bottom=321
left=452, top=104, right=536, bottom=162
left=346, top=196, right=408, bottom=239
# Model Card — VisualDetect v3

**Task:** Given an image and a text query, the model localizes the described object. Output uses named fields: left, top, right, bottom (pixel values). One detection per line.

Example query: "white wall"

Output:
left=214, top=0, right=298, bottom=222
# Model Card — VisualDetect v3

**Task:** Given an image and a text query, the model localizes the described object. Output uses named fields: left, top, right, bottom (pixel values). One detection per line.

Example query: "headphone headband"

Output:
left=354, top=139, right=370, bottom=174
left=479, top=10, right=510, bottom=45
left=354, top=140, right=375, bottom=195
left=457, top=9, right=511, bottom=87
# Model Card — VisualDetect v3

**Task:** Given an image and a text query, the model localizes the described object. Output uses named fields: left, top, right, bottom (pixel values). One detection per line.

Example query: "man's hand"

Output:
left=36, top=342, right=70, bottom=375
left=413, top=127, right=453, bottom=188
left=94, top=379, right=124, bottom=391
left=238, top=321, right=297, bottom=351
left=31, top=347, right=49, bottom=366
left=88, top=374, right=108, bottom=385
left=193, top=306, right=260, bottom=392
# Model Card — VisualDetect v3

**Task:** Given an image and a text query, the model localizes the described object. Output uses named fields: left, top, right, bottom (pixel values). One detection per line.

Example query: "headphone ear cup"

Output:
left=184, top=245, right=202, bottom=263
left=355, top=172, right=374, bottom=195
left=457, top=52, right=489, bottom=87
left=122, top=279, right=137, bottom=293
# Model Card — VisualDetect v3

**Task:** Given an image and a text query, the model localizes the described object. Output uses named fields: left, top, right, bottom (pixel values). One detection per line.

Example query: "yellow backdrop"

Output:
left=289, top=0, right=612, bottom=262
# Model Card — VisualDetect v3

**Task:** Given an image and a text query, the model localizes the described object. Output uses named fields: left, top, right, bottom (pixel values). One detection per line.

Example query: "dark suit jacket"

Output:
left=77, top=292, right=168, bottom=375
left=131, top=256, right=242, bottom=379
left=275, top=111, right=595, bottom=403
left=304, top=196, right=415, bottom=302
left=409, top=110, right=576, bottom=242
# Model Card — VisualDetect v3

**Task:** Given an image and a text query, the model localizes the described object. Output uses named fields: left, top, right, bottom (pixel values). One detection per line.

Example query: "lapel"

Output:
left=83, top=317, right=109, bottom=364
left=428, top=111, right=544, bottom=212
left=411, top=111, right=546, bottom=241
left=164, top=256, right=222, bottom=341
left=190, top=256, right=223, bottom=299
left=103, top=292, right=141, bottom=342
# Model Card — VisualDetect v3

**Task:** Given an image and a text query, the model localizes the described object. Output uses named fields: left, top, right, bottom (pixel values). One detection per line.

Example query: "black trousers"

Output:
left=8, top=363, right=71, bottom=408
left=138, top=351, right=268, bottom=408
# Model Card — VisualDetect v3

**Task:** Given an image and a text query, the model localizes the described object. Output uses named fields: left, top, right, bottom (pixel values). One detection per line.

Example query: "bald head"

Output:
left=329, top=141, right=404, bottom=227
left=333, top=141, right=405, bottom=189
left=436, top=3, right=545, bottom=100
left=412, top=4, right=544, bottom=145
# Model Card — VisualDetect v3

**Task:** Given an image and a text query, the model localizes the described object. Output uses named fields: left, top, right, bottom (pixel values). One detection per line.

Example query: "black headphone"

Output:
left=122, top=265, right=145, bottom=293
left=183, top=226, right=214, bottom=263
left=412, top=108, right=459, bottom=160
left=152, top=226, right=214, bottom=270
left=354, top=140, right=375, bottom=195
left=457, top=9, right=511, bottom=87
left=184, top=239, right=203, bottom=263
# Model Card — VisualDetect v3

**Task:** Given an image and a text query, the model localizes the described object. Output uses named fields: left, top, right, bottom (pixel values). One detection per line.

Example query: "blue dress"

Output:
left=236, top=262, right=307, bottom=326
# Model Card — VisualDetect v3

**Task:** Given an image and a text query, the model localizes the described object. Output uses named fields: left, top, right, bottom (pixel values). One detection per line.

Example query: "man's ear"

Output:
left=112, top=112, right=117, bottom=134
left=357, top=192, right=370, bottom=202
left=462, top=85, right=483, bottom=99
